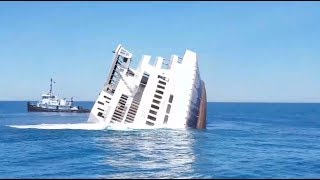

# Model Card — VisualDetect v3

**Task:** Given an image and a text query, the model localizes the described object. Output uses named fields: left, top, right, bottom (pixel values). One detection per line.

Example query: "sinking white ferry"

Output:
left=88, top=45, right=207, bottom=129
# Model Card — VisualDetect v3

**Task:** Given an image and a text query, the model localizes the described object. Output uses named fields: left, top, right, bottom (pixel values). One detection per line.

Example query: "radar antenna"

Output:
left=49, top=78, right=55, bottom=96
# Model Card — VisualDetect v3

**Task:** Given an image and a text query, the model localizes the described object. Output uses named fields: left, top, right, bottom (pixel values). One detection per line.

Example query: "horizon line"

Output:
left=0, top=100, right=320, bottom=104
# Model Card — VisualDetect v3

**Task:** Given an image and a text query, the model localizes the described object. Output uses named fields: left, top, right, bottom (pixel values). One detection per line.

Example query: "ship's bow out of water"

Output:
left=88, top=44, right=207, bottom=129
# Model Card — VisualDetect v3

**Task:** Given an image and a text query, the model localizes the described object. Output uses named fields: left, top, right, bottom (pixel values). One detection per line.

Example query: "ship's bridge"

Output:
left=41, top=94, right=56, bottom=99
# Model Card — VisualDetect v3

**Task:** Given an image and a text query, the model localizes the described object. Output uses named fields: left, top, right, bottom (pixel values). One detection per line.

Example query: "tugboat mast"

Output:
left=27, top=77, right=90, bottom=113
left=49, top=78, right=54, bottom=96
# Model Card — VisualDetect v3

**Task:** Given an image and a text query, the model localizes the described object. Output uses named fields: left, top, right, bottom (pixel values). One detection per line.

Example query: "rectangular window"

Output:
left=158, top=75, right=166, bottom=81
left=163, top=115, right=169, bottom=124
left=113, top=111, right=123, bottom=117
left=157, top=85, right=165, bottom=89
left=156, top=90, right=164, bottom=95
left=122, top=95, right=128, bottom=99
left=143, top=72, right=150, bottom=77
left=146, top=121, right=154, bottom=126
left=166, top=104, right=171, bottom=114
left=151, top=104, right=159, bottom=110
left=147, top=115, right=156, bottom=121
left=154, top=94, right=162, bottom=99
left=152, top=99, right=160, bottom=104
left=104, top=95, right=111, bottom=100
left=149, top=109, right=157, bottom=115
left=97, top=112, right=104, bottom=118
left=158, top=80, right=166, bottom=85
left=98, top=101, right=104, bottom=105
left=169, top=95, right=174, bottom=103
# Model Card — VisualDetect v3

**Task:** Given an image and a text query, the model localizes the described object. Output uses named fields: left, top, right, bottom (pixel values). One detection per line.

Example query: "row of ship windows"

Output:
left=147, top=79, right=175, bottom=126
left=97, top=94, right=112, bottom=119
left=146, top=78, right=168, bottom=125
left=163, top=95, right=173, bottom=124
left=97, top=76, right=169, bottom=124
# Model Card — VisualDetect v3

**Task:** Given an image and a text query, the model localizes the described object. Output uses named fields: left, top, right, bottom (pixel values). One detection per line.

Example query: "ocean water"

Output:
left=1, top=101, right=320, bottom=178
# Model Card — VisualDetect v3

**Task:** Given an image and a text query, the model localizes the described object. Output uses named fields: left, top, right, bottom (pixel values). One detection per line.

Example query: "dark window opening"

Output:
left=157, top=85, right=165, bottom=89
left=151, top=104, right=159, bottom=110
left=152, top=99, right=160, bottom=104
left=141, top=75, right=149, bottom=85
left=146, top=121, right=154, bottom=126
left=97, top=112, right=104, bottom=118
left=166, top=104, right=171, bottom=114
left=158, top=75, right=166, bottom=81
left=163, top=115, right=169, bottom=124
left=158, top=80, right=166, bottom=85
left=143, top=72, right=150, bottom=77
left=169, top=95, right=174, bottom=103
left=98, top=101, right=104, bottom=105
left=154, top=94, right=162, bottom=99
left=149, top=109, right=157, bottom=115
left=97, top=107, right=104, bottom=111
left=147, top=115, right=156, bottom=121
left=104, top=95, right=111, bottom=100
left=155, top=90, right=164, bottom=95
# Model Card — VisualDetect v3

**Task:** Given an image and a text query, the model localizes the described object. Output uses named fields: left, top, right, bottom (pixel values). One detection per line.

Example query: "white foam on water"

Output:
left=7, top=120, right=186, bottom=131
left=7, top=122, right=149, bottom=131
left=105, top=124, right=133, bottom=131
left=8, top=122, right=107, bottom=130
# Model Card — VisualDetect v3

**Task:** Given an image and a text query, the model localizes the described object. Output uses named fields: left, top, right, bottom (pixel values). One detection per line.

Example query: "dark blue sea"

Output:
left=1, top=101, right=320, bottom=178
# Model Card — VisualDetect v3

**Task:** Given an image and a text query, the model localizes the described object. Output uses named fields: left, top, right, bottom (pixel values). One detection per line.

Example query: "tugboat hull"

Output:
left=27, top=102, right=90, bottom=113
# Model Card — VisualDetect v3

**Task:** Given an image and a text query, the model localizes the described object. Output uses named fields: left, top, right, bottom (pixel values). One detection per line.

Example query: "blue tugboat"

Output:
left=27, top=79, right=90, bottom=113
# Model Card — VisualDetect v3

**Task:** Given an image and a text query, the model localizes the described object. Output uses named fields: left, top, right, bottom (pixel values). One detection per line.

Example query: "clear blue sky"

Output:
left=0, top=2, right=320, bottom=102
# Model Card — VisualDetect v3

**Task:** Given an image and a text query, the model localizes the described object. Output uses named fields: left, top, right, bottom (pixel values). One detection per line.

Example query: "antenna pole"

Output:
left=49, top=78, right=53, bottom=96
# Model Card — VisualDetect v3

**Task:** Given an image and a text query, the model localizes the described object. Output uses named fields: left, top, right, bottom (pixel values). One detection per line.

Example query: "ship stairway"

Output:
left=119, top=73, right=135, bottom=93
left=124, top=100, right=140, bottom=124
left=110, top=94, right=128, bottom=123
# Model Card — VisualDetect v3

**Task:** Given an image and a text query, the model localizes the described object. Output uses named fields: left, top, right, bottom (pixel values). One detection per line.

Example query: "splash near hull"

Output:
left=88, top=44, right=207, bottom=129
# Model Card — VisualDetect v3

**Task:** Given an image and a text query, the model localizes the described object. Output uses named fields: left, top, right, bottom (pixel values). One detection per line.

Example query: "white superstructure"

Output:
left=37, top=93, right=73, bottom=110
left=88, top=44, right=207, bottom=129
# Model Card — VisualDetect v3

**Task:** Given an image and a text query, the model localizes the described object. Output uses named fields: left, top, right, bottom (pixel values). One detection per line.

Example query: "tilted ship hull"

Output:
left=88, top=44, right=207, bottom=129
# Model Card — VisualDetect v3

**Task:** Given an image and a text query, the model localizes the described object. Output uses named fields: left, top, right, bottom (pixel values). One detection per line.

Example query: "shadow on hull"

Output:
left=196, top=81, right=207, bottom=129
